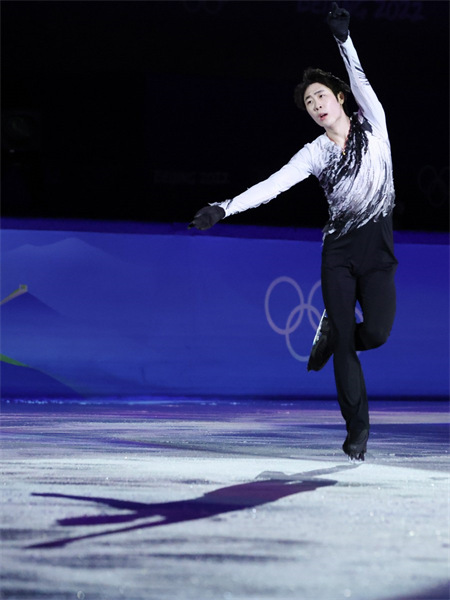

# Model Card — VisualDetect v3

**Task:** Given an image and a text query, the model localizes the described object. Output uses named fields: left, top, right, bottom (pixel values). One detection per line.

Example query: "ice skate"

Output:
left=342, top=428, right=369, bottom=461
left=307, top=310, right=333, bottom=371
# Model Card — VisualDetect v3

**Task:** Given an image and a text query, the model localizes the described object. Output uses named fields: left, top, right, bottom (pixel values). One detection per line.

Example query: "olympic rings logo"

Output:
left=265, top=277, right=323, bottom=362
left=265, top=276, right=362, bottom=362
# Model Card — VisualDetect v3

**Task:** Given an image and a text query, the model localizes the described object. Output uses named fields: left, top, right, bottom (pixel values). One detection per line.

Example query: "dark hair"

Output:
left=294, top=68, right=352, bottom=116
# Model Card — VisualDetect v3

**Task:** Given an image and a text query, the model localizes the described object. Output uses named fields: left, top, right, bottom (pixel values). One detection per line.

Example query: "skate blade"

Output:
left=312, top=310, right=327, bottom=345
left=347, top=452, right=365, bottom=462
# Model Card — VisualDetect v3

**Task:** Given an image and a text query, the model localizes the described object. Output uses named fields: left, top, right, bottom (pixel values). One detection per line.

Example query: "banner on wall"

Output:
left=1, top=223, right=448, bottom=399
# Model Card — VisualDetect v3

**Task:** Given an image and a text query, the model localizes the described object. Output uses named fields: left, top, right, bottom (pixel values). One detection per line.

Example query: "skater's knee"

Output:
left=370, top=329, right=390, bottom=349
left=359, top=325, right=391, bottom=350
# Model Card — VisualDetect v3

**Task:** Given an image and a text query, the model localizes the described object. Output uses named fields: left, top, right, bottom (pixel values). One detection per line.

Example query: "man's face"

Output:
left=304, top=83, right=345, bottom=129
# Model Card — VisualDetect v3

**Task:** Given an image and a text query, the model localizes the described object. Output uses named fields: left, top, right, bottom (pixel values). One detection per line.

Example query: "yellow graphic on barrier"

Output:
left=1, top=284, right=28, bottom=305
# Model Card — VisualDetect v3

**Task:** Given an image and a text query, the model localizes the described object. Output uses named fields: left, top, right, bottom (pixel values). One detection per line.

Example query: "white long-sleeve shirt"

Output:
left=214, top=35, right=395, bottom=238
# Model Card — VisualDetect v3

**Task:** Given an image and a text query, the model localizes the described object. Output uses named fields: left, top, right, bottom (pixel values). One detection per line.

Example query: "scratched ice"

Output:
left=1, top=399, right=449, bottom=600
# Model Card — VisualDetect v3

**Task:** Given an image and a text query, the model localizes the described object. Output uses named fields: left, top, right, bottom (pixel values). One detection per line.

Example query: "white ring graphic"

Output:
left=265, top=277, right=322, bottom=362
left=265, top=276, right=362, bottom=362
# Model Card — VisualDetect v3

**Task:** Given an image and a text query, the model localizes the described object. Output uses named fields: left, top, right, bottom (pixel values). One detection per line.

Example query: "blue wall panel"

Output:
left=1, top=224, right=448, bottom=399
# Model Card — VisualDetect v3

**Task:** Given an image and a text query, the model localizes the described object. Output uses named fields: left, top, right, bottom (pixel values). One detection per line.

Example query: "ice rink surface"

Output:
left=1, top=398, right=449, bottom=600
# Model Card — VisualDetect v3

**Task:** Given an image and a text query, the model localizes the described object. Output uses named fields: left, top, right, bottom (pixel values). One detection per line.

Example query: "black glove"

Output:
left=327, top=2, right=350, bottom=42
left=189, top=205, right=225, bottom=230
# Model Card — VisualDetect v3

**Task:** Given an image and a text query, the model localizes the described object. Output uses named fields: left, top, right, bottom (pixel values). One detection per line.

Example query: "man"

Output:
left=190, top=3, right=397, bottom=461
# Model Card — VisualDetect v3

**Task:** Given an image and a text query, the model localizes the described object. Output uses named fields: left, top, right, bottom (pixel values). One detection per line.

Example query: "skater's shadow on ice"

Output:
left=27, top=465, right=358, bottom=549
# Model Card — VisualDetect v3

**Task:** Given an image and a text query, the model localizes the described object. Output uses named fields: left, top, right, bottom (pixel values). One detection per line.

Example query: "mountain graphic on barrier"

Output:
left=0, top=283, right=157, bottom=398
left=0, top=288, right=83, bottom=398
left=2, top=236, right=157, bottom=323
left=1, top=354, right=83, bottom=399
left=1, top=287, right=64, bottom=323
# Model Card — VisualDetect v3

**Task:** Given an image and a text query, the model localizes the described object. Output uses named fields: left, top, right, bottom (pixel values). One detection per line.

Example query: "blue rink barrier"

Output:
left=1, top=219, right=449, bottom=399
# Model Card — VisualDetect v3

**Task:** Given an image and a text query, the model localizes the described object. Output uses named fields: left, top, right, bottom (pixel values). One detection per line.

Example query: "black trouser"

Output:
left=321, top=215, right=398, bottom=433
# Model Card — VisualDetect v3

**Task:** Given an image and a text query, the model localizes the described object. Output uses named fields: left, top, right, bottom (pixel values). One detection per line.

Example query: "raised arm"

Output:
left=327, top=2, right=388, bottom=139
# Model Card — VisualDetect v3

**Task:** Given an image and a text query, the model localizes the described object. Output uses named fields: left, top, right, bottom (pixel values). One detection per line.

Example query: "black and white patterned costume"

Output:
left=215, top=35, right=395, bottom=240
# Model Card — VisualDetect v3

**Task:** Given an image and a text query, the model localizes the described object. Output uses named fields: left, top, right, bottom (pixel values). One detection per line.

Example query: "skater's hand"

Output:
left=189, top=205, right=225, bottom=230
left=327, top=2, right=350, bottom=42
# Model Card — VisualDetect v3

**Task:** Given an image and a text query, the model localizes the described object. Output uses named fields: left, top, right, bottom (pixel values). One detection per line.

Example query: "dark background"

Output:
left=2, top=0, right=449, bottom=231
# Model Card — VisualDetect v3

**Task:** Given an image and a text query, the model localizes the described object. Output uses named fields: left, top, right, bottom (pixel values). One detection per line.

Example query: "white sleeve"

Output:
left=213, top=144, right=314, bottom=218
left=337, top=35, right=388, bottom=140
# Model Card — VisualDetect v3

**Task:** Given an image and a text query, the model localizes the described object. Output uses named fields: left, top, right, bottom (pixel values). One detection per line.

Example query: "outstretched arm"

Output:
left=328, top=2, right=388, bottom=139
left=189, top=148, right=314, bottom=230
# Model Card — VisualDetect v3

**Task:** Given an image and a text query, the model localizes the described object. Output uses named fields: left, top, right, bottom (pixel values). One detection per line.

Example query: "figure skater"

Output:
left=190, top=3, right=398, bottom=461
